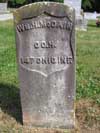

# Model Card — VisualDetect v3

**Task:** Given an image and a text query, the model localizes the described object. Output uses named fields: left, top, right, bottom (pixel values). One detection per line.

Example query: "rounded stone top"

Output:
left=13, top=2, right=75, bottom=24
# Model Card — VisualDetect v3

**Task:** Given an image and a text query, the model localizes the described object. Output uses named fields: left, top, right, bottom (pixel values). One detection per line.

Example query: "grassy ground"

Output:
left=0, top=20, right=100, bottom=132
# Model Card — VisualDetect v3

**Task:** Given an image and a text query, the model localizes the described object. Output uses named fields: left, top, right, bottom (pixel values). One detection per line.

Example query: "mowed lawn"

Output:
left=0, top=20, right=100, bottom=132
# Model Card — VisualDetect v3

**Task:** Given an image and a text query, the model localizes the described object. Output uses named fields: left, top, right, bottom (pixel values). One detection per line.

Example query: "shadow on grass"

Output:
left=0, top=83, right=22, bottom=124
left=88, top=24, right=97, bottom=28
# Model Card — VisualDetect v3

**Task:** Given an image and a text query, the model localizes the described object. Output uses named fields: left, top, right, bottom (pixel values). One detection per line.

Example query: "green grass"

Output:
left=0, top=21, right=18, bottom=84
left=0, top=20, right=22, bottom=125
left=0, top=20, right=100, bottom=132
left=76, top=21, right=100, bottom=104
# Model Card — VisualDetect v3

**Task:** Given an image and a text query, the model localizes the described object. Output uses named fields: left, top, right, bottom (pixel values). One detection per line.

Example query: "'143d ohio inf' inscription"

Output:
left=16, top=16, right=74, bottom=77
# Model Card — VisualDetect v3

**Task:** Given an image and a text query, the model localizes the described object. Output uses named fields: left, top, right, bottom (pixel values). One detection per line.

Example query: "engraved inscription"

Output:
left=20, top=56, right=73, bottom=65
left=17, top=20, right=73, bottom=32
left=34, top=41, right=56, bottom=49
left=18, top=16, right=73, bottom=75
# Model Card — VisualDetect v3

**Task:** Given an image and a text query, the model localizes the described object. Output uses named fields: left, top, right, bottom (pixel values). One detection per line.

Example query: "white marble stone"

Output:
left=0, top=13, right=13, bottom=21
left=0, top=3, right=7, bottom=11
left=84, top=12, right=98, bottom=20
left=64, top=0, right=82, bottom=17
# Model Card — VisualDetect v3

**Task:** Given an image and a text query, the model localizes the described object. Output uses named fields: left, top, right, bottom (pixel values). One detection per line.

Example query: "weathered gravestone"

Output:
left=64, top=0, right=81, bottom=18
left=13, top=2, right=75, bottom=129
left=64, top=0, right=87, bottom=31
left=0, top=3, right=9, bottom=14
left=84, top=12, right=97, bottom=20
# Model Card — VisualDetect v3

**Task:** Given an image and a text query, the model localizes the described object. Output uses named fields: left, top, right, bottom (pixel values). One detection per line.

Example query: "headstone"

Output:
left=64, top=0, right=87, bottom=31
left=0, top=3, right=7, bottom=13
left=64, top=0, right=82, bottom=18
left=84, top=12, right=97, bottom=20
left=0, top=14, right=13, bottom=21
left=13, top=2, right=75, bottom=129
left=76, top=10, right=88, bottom=31
left=76, top=18, right=87, bottom=31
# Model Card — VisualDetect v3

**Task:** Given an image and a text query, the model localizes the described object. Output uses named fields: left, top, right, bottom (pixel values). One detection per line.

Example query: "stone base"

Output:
left=22, top=111, right=75, bottom=129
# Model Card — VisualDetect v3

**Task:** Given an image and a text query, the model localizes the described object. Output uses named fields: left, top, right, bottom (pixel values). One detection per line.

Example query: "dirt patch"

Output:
left=0, top=99, right=100, bottom=133
left=76, top=99, right=100, bottom=133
